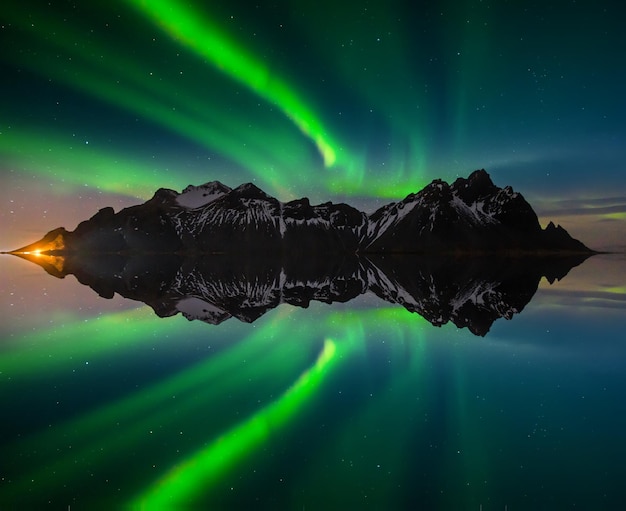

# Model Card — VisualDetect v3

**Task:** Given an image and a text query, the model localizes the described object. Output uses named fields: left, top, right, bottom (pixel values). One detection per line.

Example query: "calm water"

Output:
left=1, top=253, right=625, bottom=510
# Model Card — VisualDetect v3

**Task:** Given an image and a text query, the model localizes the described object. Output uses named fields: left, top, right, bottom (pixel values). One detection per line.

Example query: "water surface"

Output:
left=1, top=253, right=625, bottom=509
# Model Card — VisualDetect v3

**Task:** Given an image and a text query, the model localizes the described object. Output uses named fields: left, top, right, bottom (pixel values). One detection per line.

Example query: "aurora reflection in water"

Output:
left=1, top=253, right=626, bottom=509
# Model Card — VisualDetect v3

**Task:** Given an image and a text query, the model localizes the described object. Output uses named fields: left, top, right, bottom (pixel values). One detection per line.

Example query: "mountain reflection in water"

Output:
left=11, top=250, right=590, bottom=336
left=2, top=251, right=626, bottom=510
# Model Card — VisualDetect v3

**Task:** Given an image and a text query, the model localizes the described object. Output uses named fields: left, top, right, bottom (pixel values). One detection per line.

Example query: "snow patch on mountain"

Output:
left=176, top=181, right=232, bottom=208
left=450, top=193, right=498, bottom=225
left=366, top=196, right=421, bottom=241
left=176, top=296, right=230, bottom=324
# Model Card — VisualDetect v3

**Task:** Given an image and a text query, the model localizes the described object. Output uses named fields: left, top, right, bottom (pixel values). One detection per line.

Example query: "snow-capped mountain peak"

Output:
left=176, top=181, right=232, bottom=208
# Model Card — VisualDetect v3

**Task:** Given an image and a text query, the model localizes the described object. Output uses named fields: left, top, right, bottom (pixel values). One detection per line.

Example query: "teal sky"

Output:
left=1, top=0, right=624, bottom=250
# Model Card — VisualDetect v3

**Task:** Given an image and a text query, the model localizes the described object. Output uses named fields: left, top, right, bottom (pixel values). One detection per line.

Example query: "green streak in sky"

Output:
left=0, top=130, right=188, bottom=199
left=285, top=0, right=432, bottom=193
left=329, top=173, right=427, bottom=200
left=129, top=338, right=341, bottom=509
left=603, top=212, right=626, bottom=220
left=126, top=0, right=339, bottom=168
left=1, top=2, right=437, bottom=201
left=441, top=0, right=493, bottom=157
left=1, top=6, right=331, bottom=195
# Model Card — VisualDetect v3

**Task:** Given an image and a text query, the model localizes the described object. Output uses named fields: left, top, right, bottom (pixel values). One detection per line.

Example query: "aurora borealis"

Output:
left=1, top=0, right=625, bottom=251
left=2, top=1, right=626, bottom=509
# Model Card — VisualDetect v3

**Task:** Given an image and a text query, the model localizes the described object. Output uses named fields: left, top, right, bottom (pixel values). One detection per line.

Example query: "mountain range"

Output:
left=12, top=169, right=591, bottom=255
left=9, top=248, right=589, bottom=336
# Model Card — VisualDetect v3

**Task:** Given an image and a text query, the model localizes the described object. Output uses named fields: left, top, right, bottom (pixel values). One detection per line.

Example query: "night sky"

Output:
left=1, top=0, right=625, bottom=251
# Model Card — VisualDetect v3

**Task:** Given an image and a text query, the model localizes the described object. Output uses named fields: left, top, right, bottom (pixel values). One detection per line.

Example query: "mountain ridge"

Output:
left=8, top=249, right=591, bottom=336
left=10, top=169, right=592, bottom=255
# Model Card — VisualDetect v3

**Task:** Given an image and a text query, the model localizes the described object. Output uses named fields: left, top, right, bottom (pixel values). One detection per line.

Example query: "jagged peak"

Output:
left=176, top=181, right=232, bottom=208
left=182, top=180, right=232, bottom=194
left=426, top=178, right=449, bottom=189
left=468, top=168, right=492, bottom=182
left=153, top=187, right=179, bottom=199
left=451, top=169, right=496, bottom=194
left=545, top=221, right=567, bottom=233
left=232, top=182, right=271, bottom=199
left=285, top=197, right=311, bottom=208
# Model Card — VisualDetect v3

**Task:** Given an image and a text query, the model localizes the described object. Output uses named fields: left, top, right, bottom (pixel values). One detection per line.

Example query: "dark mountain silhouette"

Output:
left=5, top=169, right=593, bottom=335
left=364, top=170, right=587, bottom=252
left=9, top=169, right=591, bottom=256
left=8, top=250, right=589, bottom=336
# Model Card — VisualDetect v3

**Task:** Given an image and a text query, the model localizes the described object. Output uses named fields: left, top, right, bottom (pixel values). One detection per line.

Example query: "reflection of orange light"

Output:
left=6, top=231, right=67, bottom=276
left=13, top=234, right=65, bottom=255
left=11, top=251, right=66, bottom=276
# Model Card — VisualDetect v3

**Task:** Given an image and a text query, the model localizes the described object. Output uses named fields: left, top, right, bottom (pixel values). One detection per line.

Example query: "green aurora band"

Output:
left=0, top=130, right=195, bottom=199
left=2, top=5, right=331, bottom=197
left=287, top=1, right=432, bottom=190
left=1, top=1, right=433, bottom=201
left=125, top=0, right=340, bottom=168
